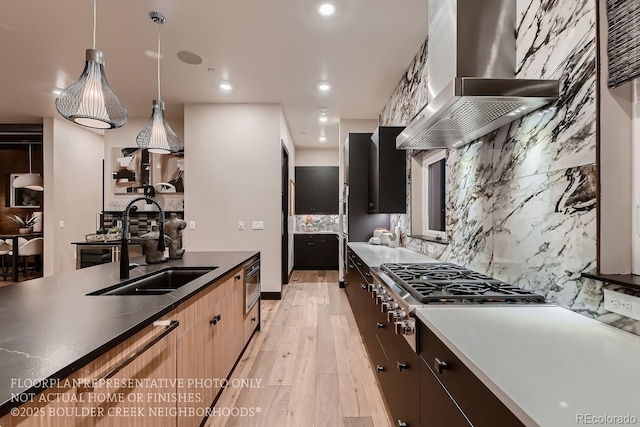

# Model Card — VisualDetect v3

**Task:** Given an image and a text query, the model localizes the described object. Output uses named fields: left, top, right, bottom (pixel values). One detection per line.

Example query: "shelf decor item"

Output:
left=6, top=214, right=38, bottom=234
left=136, top=12, right=181, bottom=154
left=55, top=0, right=127, bottom=129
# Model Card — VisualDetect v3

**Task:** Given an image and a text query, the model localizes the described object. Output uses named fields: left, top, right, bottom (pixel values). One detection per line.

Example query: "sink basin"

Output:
left=88, top=267, right=217, bottom=296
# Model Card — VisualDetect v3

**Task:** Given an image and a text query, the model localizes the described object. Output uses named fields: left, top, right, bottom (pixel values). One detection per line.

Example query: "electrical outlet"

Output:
left=252, top=221, right=264, bottom=230
left=238, top=221, right=244, bottom=230
left=59, top=220, right=64, bottom=228
left=189, top=221, right=196, bottom=230
left=604, top=289, right=640, bottom=321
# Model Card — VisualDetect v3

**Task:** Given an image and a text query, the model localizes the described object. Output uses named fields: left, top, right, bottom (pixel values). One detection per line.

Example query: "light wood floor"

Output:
left=206, top=270, right=392, bottom=427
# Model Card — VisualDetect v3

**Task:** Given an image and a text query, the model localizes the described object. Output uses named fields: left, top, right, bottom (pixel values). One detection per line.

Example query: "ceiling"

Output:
left=0, top=0, right=428, bottom=148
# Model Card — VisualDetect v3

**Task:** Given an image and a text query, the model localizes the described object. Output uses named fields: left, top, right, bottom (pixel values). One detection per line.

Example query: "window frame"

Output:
left=410, top=149, right=447, bottom=243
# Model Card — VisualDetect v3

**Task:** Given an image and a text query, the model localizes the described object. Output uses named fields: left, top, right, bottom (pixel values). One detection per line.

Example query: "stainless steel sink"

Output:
left=88, top=268, right=216, bottom=296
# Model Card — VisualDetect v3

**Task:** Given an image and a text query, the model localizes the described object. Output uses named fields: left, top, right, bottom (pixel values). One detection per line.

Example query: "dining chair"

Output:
left=17, top=237, right=43, bottom=279
left=0, top=240, right=12, bottom=280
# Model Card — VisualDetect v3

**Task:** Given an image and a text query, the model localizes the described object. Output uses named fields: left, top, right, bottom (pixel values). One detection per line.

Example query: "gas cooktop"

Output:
left=380, top=263, right=545, bottom=304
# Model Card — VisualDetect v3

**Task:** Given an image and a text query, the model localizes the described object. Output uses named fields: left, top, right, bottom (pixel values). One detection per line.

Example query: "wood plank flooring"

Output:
left=206, top=270, right=391, bottom=427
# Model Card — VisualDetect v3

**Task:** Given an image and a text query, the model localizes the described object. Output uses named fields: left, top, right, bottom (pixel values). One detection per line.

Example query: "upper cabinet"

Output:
left=368, top=126, right=407, bottom=213
left=295, top=166, right=339, bottom=214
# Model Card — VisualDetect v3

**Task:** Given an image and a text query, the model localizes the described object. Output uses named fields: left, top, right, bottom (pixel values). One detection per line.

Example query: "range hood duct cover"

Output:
left=396, top=0, right=559, bottom=150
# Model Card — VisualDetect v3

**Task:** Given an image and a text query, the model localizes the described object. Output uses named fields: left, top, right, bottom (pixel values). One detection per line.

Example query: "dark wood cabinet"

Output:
left=418, top=321, right=525, bottom=427
left=420, top=360, right=473, bottom=427
left=294, top=166, right=339, bottom=214
left=294, top=233, right=338, bottom=269
left=346, top=134, right=390, bottom=242
left=369, top=126, right=407, bottom=213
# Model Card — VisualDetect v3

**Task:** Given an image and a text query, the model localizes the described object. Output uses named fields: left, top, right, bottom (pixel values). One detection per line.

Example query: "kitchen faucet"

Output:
left=120, top=196, right=166, bottom=279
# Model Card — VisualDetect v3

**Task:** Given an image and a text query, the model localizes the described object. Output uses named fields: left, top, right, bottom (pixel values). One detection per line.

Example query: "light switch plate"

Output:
left=604, top=289, right=640, bottom=321
left=59, top=220, right=64, bottom=228
left=189, top=221, right=196, bottom=230
left=252, top=221, right=264, bottom=230
left=238, top=221, right=244, bottom=230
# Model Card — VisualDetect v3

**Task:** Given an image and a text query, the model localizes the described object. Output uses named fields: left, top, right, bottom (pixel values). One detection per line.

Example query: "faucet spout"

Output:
left=120, top=196, right=165, bottom=279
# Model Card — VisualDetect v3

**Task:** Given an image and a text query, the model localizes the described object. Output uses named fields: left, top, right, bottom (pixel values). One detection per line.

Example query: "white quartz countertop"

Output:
left=348, top=242, right=439, bottom=267
left=293, top=231, right=339, bottom=234
left=414, top=305, right=640, bottom=427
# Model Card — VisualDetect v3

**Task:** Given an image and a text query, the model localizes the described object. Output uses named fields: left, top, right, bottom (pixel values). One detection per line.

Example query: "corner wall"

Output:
left=184, top=104, right=284, bottom=294
left=43, top=118, right=103, bottom=275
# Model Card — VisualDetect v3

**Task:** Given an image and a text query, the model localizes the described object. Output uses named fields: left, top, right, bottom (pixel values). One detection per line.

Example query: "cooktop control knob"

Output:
left=381, top=301, right=398, bottom=313
left=402, top=321, right=415, bottom=335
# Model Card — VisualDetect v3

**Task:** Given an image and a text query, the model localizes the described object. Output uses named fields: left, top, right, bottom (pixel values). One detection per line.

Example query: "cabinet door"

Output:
left=294, top=234, right=314, bottom=268
left=420, top=359, right=473, bottom=427
left=294, top=167, right=315, bottom=214
left=314, top=167, right=339, bottom=214
left=324, top=234, right=339, bottom=269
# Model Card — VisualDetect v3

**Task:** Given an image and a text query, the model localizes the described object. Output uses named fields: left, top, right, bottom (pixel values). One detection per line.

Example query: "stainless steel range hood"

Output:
left=396, top=0, right=559, bottom=150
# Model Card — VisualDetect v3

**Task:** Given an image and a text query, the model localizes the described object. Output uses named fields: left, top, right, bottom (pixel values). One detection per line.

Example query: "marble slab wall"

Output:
left=384, top=1, right=639, bottom=335
left=294, top=215, right=339, bottom=232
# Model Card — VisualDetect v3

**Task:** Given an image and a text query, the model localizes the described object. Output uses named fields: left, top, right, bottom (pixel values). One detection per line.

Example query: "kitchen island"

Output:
left=0, top=251, right=259, bottom=426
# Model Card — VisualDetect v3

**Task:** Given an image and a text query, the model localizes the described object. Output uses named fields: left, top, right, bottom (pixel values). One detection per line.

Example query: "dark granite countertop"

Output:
left=0, top=251, right=257, bottom=417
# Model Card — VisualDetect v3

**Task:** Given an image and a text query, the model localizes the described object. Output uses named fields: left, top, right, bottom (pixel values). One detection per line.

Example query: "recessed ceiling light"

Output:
left=319, top=116, right=328, bottom=122
left=318, top=107, right=329, bottom=114
left=318, top=83, right=331, bottom=91
left=219, top=82, right=233, bottom=91
left=318, top=3, right=336, bottom=16
left=319, top=136, right=327, bottom=143
left=177, top=50, right=203, bottom=65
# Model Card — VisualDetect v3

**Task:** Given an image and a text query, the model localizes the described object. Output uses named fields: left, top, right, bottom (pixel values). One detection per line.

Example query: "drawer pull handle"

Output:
left=365, top=272, right=371, bottom=277
left=79, top=320, right=179, bottom=392
left=356, top=262, right=362, bottom=266
left=397, top=362, right=408, bottom=372
left=435, top=357, right=449, bottom=374
left=376, top=365, right=385, bottom=373
left=235, top=275, right=241, bottom=280
left=251, top=317, right=257, bottom=322
left=376, top=322, right=385, bottom=329
left=398, top=421, right=407, bottom=427
left=360, top=283, right=367, bottom=290
left=210, top=314, right=222, bottom=325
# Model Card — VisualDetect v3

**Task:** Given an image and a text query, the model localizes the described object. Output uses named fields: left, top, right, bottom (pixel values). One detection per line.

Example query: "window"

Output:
left=411, top=149, right=447, bottom=242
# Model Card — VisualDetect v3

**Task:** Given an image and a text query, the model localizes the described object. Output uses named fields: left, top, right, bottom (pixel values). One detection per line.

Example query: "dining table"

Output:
left=0, top=233, right=43, bottom=282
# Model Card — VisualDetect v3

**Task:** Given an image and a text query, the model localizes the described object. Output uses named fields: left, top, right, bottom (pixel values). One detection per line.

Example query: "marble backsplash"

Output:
left=294, top=215, right=339, bottom=233
left=383, top=1, right=640, bottom=336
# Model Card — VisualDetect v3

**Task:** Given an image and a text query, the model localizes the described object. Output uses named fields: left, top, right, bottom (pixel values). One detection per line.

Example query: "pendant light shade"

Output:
left=55, top=0, right=127, bottom=129
left=55, top=49, right=128, bottom=129
left=136, top=100, right=181, bottom=154
left=13, top=145, right=43, bottom=192
left=136, top=12, right=181, bottom=154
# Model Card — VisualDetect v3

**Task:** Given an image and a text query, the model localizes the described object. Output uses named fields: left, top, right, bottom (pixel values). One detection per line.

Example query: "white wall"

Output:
left=633, top=81, right=640, bottom=273
left=598, top=0, right=634, bottom=274
left=184, top=104, right=283, bottom=294
left=43, top=118, right=103, bottom=274
left=295, top=148, right=339, bottom=166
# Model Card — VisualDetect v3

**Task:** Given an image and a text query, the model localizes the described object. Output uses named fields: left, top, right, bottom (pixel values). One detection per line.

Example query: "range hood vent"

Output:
left=396, top=0, right=559, bottom=150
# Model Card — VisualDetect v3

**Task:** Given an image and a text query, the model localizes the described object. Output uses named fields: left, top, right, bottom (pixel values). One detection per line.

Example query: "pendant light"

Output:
left=136, top=12, right=181, bottom=154
left=55, top=0, right=128, bottom=129
left=13, top=144, right=44, bottom=191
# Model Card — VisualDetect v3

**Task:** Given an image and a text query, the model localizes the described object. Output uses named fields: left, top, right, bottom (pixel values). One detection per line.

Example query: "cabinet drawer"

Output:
left=244, top=300, right=260, bottom=343
left=418, top=322, right=524, bottom=427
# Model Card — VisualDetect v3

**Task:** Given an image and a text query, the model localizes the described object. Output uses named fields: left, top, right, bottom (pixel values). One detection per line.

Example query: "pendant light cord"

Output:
left=28, top=144, right=33, bottom=174
left=157, top=23, right=161, bottom=100
left=92, top=0, right=97, bottom=49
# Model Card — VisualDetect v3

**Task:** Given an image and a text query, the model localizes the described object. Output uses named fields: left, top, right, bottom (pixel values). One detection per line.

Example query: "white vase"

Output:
left=32, top=212, right=43, bottom=232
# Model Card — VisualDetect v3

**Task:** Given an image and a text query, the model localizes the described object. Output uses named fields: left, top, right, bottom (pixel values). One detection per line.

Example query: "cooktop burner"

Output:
left=381, top=263, right=545, bottom=304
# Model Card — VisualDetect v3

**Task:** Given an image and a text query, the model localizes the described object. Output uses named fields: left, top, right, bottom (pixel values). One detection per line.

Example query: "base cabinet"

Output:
left=294, top=234, right=338, bottom=269
left=420, top=359, right=473, bottom=427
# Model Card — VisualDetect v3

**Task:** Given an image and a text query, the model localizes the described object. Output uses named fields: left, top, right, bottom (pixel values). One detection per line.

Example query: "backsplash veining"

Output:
left=382, top=1, right=640, bottom=336
left=295, top=215, right=339, bottom=233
